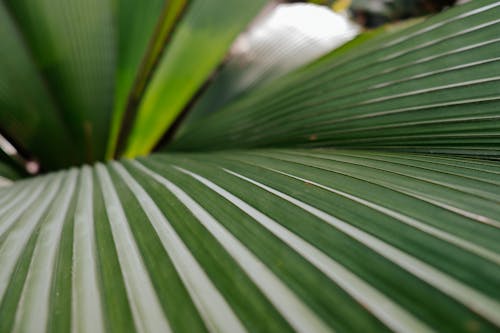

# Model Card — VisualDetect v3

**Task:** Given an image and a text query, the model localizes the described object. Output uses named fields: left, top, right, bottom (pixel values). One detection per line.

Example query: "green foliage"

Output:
left=108, top=0, right=187, bottom=159
left=122, top=0, right=269, bottom=157
left=0, top=0, right=499, bottom=332
left=3, top=0, right=116, bottom=164
left=173, top=0, right=500, bottom=158
left=0, top=149, right=23, bottom=181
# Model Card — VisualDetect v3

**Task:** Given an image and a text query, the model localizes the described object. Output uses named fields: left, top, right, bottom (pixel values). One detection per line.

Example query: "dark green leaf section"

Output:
left=176, top=15, right=411, bottom=141
left=0, top=159, right=21, bottom=182
left=1, top=149, right=499, bottom=332
left=0, top=2, right=78, bottom=170
left=172, top=0, right=500, bottom=158
left=0, top=148, right=24, bottom=180
left=123, top=0, right=269, bottom=157
left=4, top=0, right=116, bottom=163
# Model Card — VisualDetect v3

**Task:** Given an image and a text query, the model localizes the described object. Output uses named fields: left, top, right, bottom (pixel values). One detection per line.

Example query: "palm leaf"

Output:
left=3, top=0, right=116, bottom=162
left=122, top=0, right=269, bottom=157
left=175, top=3, right=360, bottom=137
left=1, top=150, right=499, bottom=332
left=172, top=0, right=500, bottom=158
left=1, top=0, right=499, bottom=332
left=0, top=2, right=78, bottom=169
left=109, top=0, right=188, bottom=158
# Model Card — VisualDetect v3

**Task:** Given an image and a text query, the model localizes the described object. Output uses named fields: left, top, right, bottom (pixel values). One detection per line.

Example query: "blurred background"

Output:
left=294, top=0, right=460, bottom=28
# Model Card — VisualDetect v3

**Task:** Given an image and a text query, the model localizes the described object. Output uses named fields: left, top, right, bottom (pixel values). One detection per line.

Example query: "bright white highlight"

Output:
left=228, top=3, right=360, bottom=92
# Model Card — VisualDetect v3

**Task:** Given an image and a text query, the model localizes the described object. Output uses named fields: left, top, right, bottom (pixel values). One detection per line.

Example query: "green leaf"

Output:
left=0, top=143, right=24, bottom=181
left=0, top=159, right=22, bottom=182
left=175, top=3, right=360, bottom=138
left=172, top=0, right=500, bottom=158
left=2, top=1, right=499, bottom=332
left=122, top=0, right=270, bottom=158
left=108, top=0, right=189, bottom=159
left=1, top=149, right=499, bottom=331
left=4, top=0, right=116, bottom=162
left=0, top=2, right=78, bottom=169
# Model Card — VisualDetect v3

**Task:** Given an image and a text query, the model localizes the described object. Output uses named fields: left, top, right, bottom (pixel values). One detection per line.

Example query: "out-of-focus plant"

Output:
left=313, top=0, right=458, bottom=28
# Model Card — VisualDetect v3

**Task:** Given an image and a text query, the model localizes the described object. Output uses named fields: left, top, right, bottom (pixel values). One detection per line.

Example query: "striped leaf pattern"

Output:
left=2, top=0, right=500, bottom=332
left=1, top=149, right=499, bottom=332
left=172, top=0, right=500, bottom=158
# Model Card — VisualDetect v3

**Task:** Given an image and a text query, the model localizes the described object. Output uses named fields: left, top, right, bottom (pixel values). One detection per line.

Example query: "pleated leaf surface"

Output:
left=172, top=0, right=500, bottom=158
left=1, top=1, right=499, bottom=332
left=1, top=150, right=500, bottom=332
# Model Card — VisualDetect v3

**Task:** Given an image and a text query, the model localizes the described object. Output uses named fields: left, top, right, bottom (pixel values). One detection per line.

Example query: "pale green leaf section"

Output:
left=0, top=175, right=60, bottom=308
left=71, top=166, right=105, bottom=333
left=112, top=161, right=246, bottom=333
left=108, top=0, right=188, bottom=158
left=95, top=163, right=172, bottom=333
left=173, top=165, right=431, bottom=333
left=123, top=0, right=269, bottom=157
left=1, top=149, right=499, bottom=332
left=133, top=160, right=330, bottom=333
left=107, top=0, right=167, bottom=159
left=12, top=170, right=77, bottom=333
